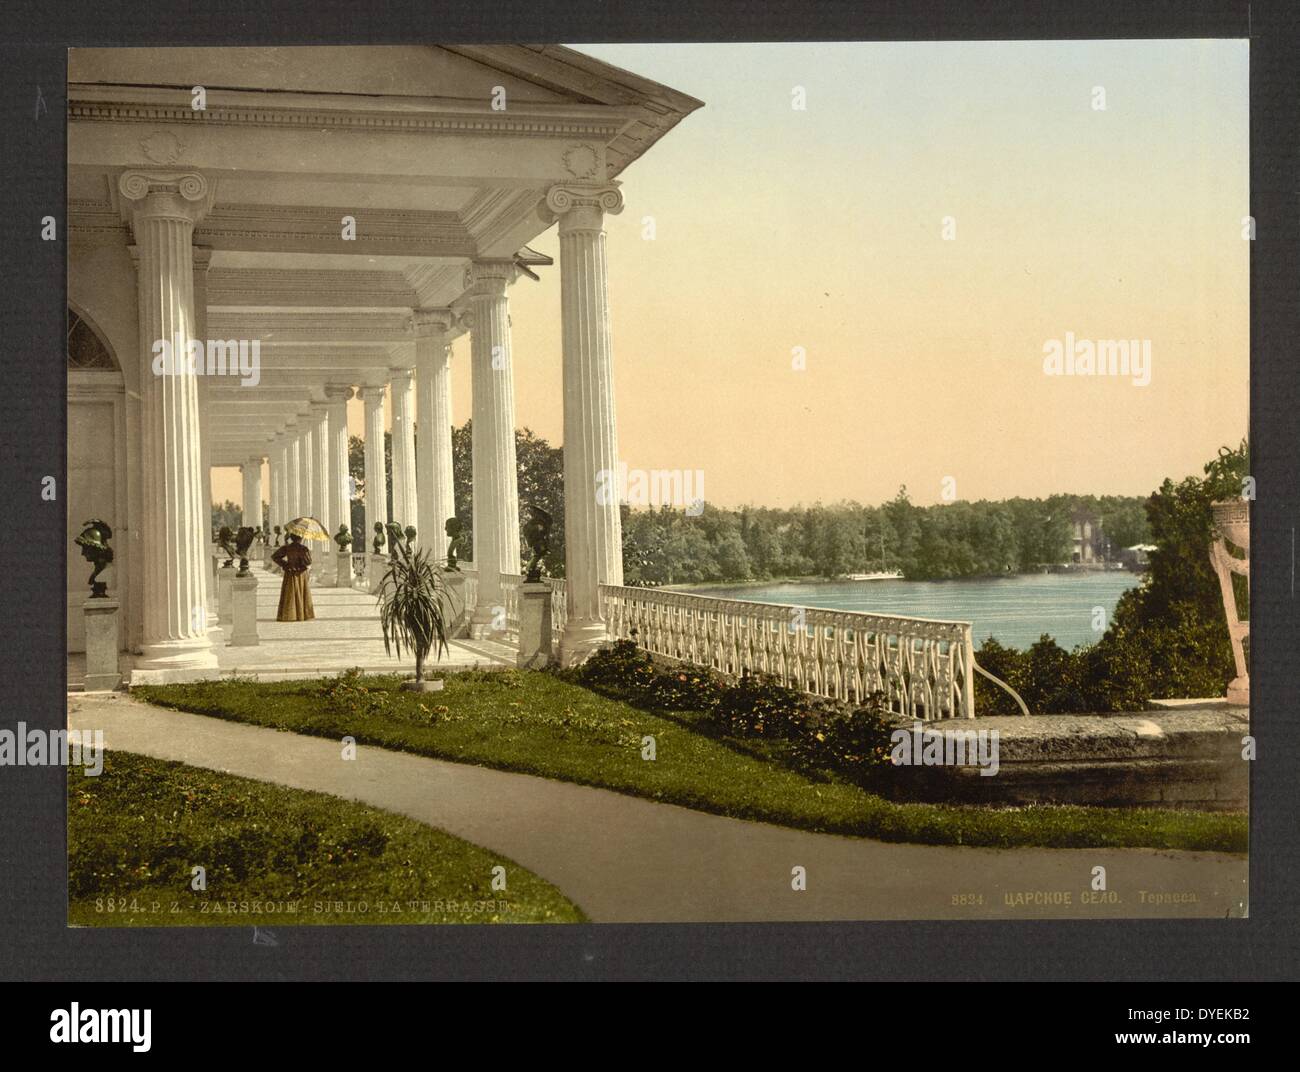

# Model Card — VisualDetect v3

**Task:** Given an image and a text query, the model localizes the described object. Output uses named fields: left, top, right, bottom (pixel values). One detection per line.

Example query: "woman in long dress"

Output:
left=271, top=533, right=315, bottom=621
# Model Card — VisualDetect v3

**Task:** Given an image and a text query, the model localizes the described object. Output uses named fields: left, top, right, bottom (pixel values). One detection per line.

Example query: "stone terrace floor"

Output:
left=68, top=561, right=516, bottom=688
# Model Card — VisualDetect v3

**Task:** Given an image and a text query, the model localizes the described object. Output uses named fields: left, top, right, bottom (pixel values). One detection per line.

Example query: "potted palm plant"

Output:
left=377, top=538, right=454, bottom=691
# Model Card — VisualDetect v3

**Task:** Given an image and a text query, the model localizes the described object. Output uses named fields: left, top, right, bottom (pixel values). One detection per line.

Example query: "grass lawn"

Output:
left=68, top=750, right=585, bottom=926
left=134, top=670, right=1247, bottom=853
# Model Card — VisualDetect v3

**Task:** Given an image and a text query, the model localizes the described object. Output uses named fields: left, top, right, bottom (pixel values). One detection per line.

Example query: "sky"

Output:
left=215, top=39, right=1249, bottom=511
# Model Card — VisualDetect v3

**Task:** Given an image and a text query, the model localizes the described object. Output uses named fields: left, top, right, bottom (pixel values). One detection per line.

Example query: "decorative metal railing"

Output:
left=598, top=585, right=976, bottom=721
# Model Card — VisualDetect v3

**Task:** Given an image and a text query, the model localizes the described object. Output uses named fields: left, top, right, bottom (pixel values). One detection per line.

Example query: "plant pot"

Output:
left=401, top=678, right=445, bottom=693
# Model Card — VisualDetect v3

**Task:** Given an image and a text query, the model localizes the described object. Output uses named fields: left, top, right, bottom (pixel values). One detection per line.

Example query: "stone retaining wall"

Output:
left=885, top=706, right=1249, bottom=809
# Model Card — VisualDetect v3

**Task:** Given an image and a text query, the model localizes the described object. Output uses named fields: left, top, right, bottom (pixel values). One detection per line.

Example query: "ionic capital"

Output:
left=389, top=366, right=415, bottom=387
left=323, top=384, right=354, bottom=403
left=545, top=182, right=624, bottom=230
left=463, top=259, right=517, bottom=300
left=411, top=308, right=456, bottom=339
left=117, top=169, right=214, bottom=227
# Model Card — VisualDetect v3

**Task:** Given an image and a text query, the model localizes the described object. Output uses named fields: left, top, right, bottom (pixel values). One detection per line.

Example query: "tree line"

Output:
left=329, top=422, right=1149, bottom=584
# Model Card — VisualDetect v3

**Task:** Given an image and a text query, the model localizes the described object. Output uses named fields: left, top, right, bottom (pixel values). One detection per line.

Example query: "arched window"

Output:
left=67, top=308, right=119, bottom=371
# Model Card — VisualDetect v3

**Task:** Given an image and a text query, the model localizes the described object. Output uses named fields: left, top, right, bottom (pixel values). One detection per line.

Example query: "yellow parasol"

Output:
left=284, top=516, right=331, bottom=543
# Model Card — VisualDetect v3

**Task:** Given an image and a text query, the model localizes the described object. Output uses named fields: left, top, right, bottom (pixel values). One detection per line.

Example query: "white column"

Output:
left=119, top=169, right=216, bottom=672
left=414, top=311, right=456, bottom=562
left=326, top=385, right=353, bottom=545
left=465, top=260, right=521, bottom=633
left=285, top=420, right=301, bottom=520
left=389, top=366, right=418, bottom=535
left=193, top=249, right=214, bottom=549
left=297, top=416, right=314, bottom=522
left=547, top=183, right=626, bottom=663
left=309, top=401, right=330, bottom=531
left=241, top=457, right=263, bottom=529
left=268, top=435, right=285, bottom=530
left=361, top=386, right=389, bottom=543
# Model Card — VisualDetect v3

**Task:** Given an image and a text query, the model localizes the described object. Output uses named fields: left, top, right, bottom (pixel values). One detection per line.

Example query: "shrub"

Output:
left=713, top=671, right=808, bottom=738
left=788, top=694, right=894, bottom=786
left=574, top=639, right=724, bottom=711
left=316, top=667, right=393, bottom=719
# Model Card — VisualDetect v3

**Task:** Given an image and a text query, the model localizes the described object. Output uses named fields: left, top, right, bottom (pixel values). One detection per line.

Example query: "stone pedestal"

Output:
left=313, top=548, right=334, bottom=587
left=443, top=571, right=468, bottom=637
left=209, top=552, right=222, bottom=618
left=369, top=554, right=388, bottom=595
left=336, top=550, right=353, bottom=588
left=229, top=574, right=259, bottom=646
left=516, top=582, right=554, bottom=669
left=82, top=599, right=121, bottom=691
left=217, top=565, right=235, bottom=624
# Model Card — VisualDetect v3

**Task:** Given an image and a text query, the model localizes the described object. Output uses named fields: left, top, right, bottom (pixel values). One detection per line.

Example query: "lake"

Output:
left=680, top=573, right=1143, bottom=650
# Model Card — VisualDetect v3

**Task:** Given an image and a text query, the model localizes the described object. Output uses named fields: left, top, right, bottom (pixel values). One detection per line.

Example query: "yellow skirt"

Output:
left=276, top=570, right=315, bottom=621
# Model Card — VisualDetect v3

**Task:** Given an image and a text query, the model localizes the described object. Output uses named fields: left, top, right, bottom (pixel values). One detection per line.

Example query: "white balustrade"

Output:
left=548, top=577, right=567, bottom=649
left=461, top=568, right=479, bottom=617
left=598, top=585, right=976, bottom=721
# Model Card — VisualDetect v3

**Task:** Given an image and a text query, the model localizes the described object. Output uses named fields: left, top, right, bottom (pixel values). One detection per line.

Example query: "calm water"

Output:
left=682, top=573, right=1143, bottom=650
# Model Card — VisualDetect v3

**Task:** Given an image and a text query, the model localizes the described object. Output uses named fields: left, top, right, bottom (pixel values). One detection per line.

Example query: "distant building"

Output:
left=1071, top=510, right=1106, bottom=563
left=1117, top=543, right=1156, bottom=570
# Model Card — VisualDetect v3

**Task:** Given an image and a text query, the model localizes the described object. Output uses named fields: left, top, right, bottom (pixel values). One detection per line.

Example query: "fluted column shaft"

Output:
left=241, top=458, right=263, bottom=530
left=326, top=386, right=353, bottom=548
left=414, top=313, right=456, bottom=561
left=120, top=170, right=216, bottom=670
left=297, top=420, right=314, bottom=522
left=309, top=402, right=330, bottom=531
left=390, top=367, right=418, bottom=533
left=193, top=250, right=213, bottom=550
left=548, top=184, right=626, bottom=663
left=285, top=424, right=301, bottom=520
left=268, top=437, right=285, bottom=529
left=466, top=261, right=521, bottom=630
left=361, top=387, right=389, bottom=542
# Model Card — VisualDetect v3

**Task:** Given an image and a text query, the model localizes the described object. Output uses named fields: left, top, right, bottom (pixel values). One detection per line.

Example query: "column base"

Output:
left=1226, top=675, right=1249, bottom=706
left=133, top=635, right=218, bottom=682
left=558, top=619, right=612, bottom=668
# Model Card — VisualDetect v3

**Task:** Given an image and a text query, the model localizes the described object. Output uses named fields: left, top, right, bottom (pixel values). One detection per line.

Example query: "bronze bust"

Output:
left=444, top=516, right=463, bottom=571
left=75, top=518, right=114, bottom=598
left=234, top=526, right=257, bottom=575
left=218, top=525, right=236, bottom=567
left=522, top=505, right=552, bottom=583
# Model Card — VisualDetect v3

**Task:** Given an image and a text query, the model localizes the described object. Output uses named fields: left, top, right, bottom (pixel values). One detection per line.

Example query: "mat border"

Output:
left=2, top=0, right=1295, bottom=982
